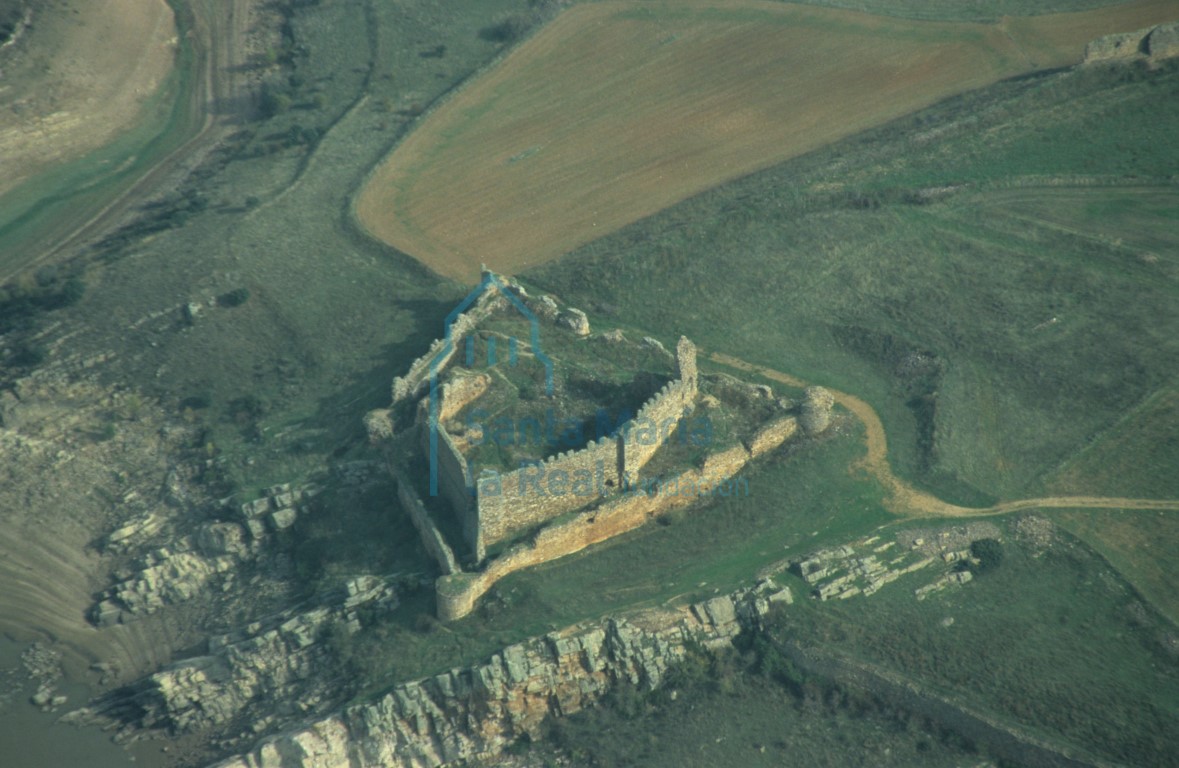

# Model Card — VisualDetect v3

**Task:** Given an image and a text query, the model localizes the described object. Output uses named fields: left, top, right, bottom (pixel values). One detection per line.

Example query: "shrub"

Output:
left=218, top=288, right=251, bottom=307
left=479, top=14, right=531, bottom=43
left=10, top=344, right=46, bottom=367
left=968, top=538, right=1003, bottom=575
left=260, top=85, right=292, bottom=118
left=180, top=393, right=213, bottom=411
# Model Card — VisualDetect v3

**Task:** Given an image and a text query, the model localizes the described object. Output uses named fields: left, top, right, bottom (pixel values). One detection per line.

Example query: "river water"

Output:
left=0, top=636, right=170, bottom=768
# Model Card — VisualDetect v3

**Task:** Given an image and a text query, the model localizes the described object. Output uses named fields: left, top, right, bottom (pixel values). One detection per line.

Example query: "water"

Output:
left=0, top=636, right=171, bottom=768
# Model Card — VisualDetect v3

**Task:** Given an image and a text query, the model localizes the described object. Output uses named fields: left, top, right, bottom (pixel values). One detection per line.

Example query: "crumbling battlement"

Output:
left=1084, top=21, right=1179, bottom=64
left=390, top=271, right=523, bottom=405
left=377, top=271, right=819, bottom=620
left=459, top=336, right=698, bottom=558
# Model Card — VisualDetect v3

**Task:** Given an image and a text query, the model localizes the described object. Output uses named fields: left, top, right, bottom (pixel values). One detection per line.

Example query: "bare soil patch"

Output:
left=0, top=0, right=177, bottom=198
left=356, top=0, right=1179, bottom=282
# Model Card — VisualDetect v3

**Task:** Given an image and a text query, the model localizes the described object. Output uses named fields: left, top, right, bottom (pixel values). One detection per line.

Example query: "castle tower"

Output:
left=676, top=336, right=698, bottom=394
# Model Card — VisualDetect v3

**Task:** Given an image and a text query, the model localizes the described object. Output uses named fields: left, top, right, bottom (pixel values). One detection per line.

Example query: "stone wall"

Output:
left=747, top=416, right=798, bottom=458
left=436, top=372, right=490, bottom=424
left=390, top=279, right=508, bottom=405
left=438, top=411, right=796, bottom=621
left=475, top=433, right=620, bottom=551
left=621, top=378, right=697, bottom=479
left=420, top=424, right=475, bottom=540
left=396, top=473, right=458, bottom=576
left=468, top=337, right=698, bottom=554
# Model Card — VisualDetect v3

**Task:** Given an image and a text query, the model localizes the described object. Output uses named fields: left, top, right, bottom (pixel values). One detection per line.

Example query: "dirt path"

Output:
left=0, top=0, right=177, bottom=199
left=0, top=0, right=258, bottom=282
left=709, top=352, right=1179, bottom=520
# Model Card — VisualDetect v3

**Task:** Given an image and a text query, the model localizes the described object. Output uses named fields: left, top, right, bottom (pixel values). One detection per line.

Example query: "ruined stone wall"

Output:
left=441, top=413, right=797, bottom=622
left=436, top=373, right=490, bottom=424
left=420, top=422, right=477, bottom=554
left=701, top=444, right=754, bottom=481
left=471, top=336, right=698, bottom=553
left=396, top=473, right=458, bottom=576
left=476, top=434, right=620, bottom=551
left=390, top=288, right=505, bottom=405
left=747, top=416, right=798, bottom=458
left=1084, top=21, right=1179, bottom=65
left=620, top=378, right=696, bottom=480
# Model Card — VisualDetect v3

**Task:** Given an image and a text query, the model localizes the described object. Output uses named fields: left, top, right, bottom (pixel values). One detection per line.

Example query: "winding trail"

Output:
left=0, top=0, right=257, bottom=282
left=709, top=352, right=1179, bottom=520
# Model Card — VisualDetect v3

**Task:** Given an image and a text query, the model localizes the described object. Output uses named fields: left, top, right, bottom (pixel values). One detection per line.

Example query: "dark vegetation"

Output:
left=0, top=0, right=26, bottom=45
left=478, top=0, right=568, bottom=44
left=0, top=265, right=86, bottom=378
left=530, top=636, right=994, bottom=767
left=963, top=537, right=1003, bottom=575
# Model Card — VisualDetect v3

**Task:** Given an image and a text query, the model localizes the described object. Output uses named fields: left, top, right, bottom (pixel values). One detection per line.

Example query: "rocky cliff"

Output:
left=209, top=580, right=792, bottom=768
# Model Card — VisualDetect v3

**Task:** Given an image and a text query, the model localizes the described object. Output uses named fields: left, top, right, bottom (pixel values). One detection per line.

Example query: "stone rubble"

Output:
left=91, top=483, right=314, bottom=627
left=78, top=577, right=400, bottom=738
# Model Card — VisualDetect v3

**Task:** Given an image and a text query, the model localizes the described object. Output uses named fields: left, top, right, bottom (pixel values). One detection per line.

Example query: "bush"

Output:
left=479, top=14, right=531, bottom=43
left=968, top=538, right=1003, bottom=575
left=218, top=288, right=251, bottom=307
left=10, top=344, right=46, bottom=367
left=180, top=393, right=213, bottom=411
left=260, top=85, right=292, bottom=118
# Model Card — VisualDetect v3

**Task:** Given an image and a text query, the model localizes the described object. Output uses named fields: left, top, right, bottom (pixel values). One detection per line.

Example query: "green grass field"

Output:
left=791, top=0, right=1163, bottom=20
left=530, top=57, right=1179, bottom=506
left=769, top=521, right=1179, bottom=766
left=1056, top=508, right=1179, bottom=625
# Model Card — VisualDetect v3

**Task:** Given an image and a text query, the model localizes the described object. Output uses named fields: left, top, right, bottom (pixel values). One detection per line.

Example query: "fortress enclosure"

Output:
left=370, top=269, right=830, bottom=620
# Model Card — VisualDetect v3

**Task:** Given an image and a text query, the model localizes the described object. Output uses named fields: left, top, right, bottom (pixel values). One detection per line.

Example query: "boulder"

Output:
left=196, top=522, right=249, bottom=557
left=558, top=308, right=590, bottom=336
left=1083, top=31, right=1142, bottom=63
left=799, top=386, right=835, bottom=435
left=270, top=508, right=297, bottom=531
left=363, top=409, right=395, bottom=444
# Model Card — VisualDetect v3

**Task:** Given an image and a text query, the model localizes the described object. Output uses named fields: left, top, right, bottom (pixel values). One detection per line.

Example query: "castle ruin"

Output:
left=372, top=270, right=828, bottom=620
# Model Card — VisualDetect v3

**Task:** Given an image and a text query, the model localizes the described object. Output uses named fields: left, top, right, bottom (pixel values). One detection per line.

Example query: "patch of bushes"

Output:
left=218, top=288, right=251, bottom=307
left=9, top=343, right=46, bottom=368
left=966, top=538, right=1003, bottom=575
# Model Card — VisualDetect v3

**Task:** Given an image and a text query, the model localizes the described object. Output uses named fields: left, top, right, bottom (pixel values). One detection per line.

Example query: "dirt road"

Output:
left=709, top=352, right=1179, bottom=519
left=0, top=0, right=257, bottom=282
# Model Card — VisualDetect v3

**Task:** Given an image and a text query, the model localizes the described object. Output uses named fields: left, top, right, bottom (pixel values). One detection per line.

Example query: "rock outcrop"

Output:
left=209, top=580, right=790, bottom=768
left=85, top=577, right=399, bottom=737
left=91, top=484, right=313, bottom=627
left=799, top=386, right=835, bottom=435
left=91, top=544, right=237, bottom=626
left=557, top=307, right=590, bottom=336
left=1146, top=22, right=1179, bottom=60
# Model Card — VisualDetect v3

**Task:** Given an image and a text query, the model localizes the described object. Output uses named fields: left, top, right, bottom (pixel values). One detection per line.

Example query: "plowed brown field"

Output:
left=356, top=0, right=1179, bottom=282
